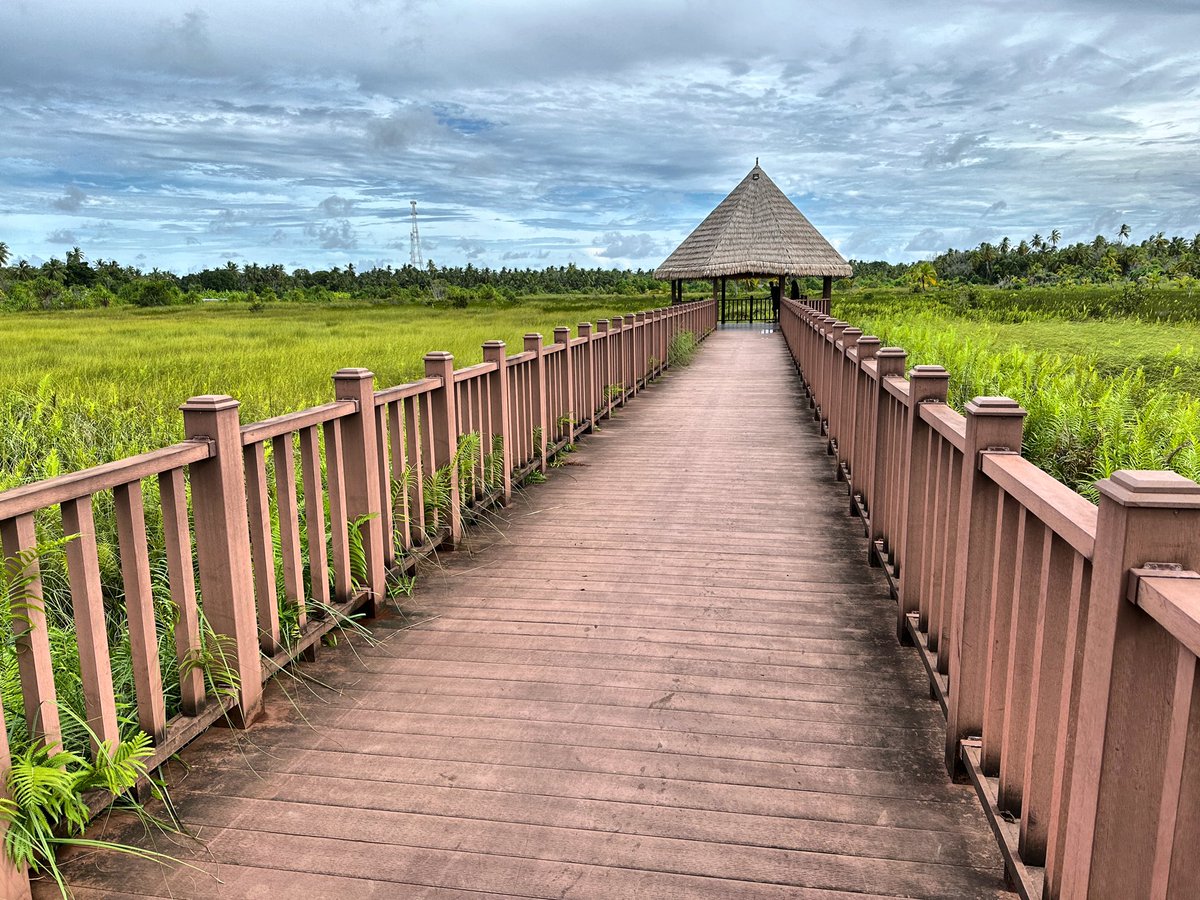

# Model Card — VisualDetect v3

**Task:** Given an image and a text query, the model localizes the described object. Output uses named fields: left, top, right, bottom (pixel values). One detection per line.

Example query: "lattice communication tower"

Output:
left=409, top=200, right=423, bottom=268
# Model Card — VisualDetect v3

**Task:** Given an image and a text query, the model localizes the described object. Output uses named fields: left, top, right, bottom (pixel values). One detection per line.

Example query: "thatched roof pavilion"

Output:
left=655, top=163, right=851, bottom=312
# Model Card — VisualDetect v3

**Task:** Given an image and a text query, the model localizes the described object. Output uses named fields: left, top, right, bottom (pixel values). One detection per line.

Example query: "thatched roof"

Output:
left=655, top=165, right=852, bottom=280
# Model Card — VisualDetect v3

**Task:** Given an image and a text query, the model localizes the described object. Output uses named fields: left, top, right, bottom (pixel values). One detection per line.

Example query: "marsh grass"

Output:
left=836, top=287, right=1200, bottom=497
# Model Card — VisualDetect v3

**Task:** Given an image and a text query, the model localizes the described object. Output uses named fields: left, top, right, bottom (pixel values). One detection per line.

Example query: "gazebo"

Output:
left=654, top=162, right=852, bottom=321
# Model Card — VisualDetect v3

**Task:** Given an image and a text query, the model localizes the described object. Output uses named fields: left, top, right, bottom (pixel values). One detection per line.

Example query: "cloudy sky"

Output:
left=2, top=0, right=1198, bottom=272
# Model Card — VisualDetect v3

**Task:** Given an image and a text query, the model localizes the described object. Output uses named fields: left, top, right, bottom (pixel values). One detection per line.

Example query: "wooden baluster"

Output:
left=299, top=426, right=331, bottom=609
left=555, top=326, right=574, bottom=439
left=181, top=395, right=262, bottom=726
left=375, top=404, right=395, bottom=569
left=868, top=348, right=907, bottom=563
left=272, top=434, right=307, bottom=631
left=523, top=335, right=547, bottom=472
left=577, top=324, right=595, bottom=432
left=322, top=418, right=351, bottom=601
left=945, top=397, right=1026, bottom=774
left=404, top=396, right=426, bottom=540
left=483, top=341, right=512, bottom=505
left=113, top=480, right=167, bottom=743
left=1020, top=536, right=1081, bottom=865
left=0, top=692, right=31, bottom=897
left=898, top=365, right=949, bottom=642
left=999, top=509, right=1048, bottom=812
left=424, top=351, right=462, bottom=544
left=243, top=439, right=281, bottom=653
left=159, top=467, right=204, bottom=715
left=982, top=489, right=1021, bottom=775
left=334, top=369, right=386, bottom=616
left=58, top=499, right=116, bottom=750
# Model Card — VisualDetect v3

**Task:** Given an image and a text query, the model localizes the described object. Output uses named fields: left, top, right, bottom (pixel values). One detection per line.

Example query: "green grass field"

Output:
left=0, top=297, right=656, bottom=490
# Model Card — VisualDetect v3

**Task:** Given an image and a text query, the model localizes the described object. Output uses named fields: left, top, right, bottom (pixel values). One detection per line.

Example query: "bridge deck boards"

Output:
left=47, top=330, right=1008, bottom=899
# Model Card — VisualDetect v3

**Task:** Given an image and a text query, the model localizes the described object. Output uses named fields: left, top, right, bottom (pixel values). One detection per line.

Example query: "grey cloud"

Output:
left=46, top=228, right=80, bottom=244
left=922, top=134, right=988, bottom=169
left=983, top=201, right=1008, bottom=217
left=150, top=10, right=217, bottom=75
left=595, top=232, right=660, bottom=259
left=304, top=220, right=358, bottom=250
left=52, top=186, right=87, bottom=212
left=317, top=196, right=355, bottom=217
left=185, top=236, right=201, bottom=245
left=457, top=239, right=486, bottom=260
left=905, top=228, right=946, bottom=252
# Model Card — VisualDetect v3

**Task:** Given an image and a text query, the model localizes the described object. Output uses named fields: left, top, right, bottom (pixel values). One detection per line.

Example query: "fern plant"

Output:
left=0, top=712, right=189, bottom=899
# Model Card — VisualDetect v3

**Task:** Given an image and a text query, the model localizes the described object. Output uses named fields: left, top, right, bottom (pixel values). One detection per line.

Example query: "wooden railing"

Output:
left=0, top=299, right=716, bottom=896
left=782, top=297, right=1200, bottom=900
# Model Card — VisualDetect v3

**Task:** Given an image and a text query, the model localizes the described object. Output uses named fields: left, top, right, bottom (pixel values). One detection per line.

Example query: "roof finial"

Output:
left=755, top=157, right=759, bottom=167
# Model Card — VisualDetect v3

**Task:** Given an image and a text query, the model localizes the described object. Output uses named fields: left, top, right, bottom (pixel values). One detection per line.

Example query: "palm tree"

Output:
left=1118, top=223, right=1131, bottom=242
left=999, top=236, right=1011, bottom=255
left=0, top=241, right=9, bottom=267
left=1032, top=233, right=1044, bottom=251
left=1050, top=229, right=1061, bottom=250
left=907, top=261, right=939, bottom=292
left=66, top=246, right=84, bottom=265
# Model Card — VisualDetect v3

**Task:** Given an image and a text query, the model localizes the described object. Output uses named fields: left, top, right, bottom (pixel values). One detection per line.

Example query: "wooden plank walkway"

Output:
left=48, top=328, right=1008, bottom=899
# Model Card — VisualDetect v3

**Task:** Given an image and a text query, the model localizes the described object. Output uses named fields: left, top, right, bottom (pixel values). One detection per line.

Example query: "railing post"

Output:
left=897, top=365, right=950, bottom=643
left=554, top=326, right=575, bottom=440
left=1059, top=471, right=1200, bottom=899
left=180, top=395, right=263, bottom=727
left=423, top=352, right=462, bottom=544
left=944, top=396, right=1026, bottom=774
left=482, top=340, right=512, bottom=505
left=578, top=323, right=597, bottom=430
left=333, top=369, right=387, bottom=616
left=867, top=348, right=907, bottom=560
left=524, top=334, right=548, bottom=471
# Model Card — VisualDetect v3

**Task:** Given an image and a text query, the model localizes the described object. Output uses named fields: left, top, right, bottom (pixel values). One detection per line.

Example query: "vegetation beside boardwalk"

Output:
left=836, top=284, right=1200, bottom=498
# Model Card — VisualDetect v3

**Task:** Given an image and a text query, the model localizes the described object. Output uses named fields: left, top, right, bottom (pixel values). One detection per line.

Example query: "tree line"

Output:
left=2, top=224, right=1199, bottom=311
left=0, top=243, right=664, bottom=310
left=851, top=226, right=1200, bottom=291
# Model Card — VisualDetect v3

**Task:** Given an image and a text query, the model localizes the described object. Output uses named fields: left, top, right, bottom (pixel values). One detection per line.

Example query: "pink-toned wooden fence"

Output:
left=0, top=300, right=716, bottom=897
left=782, top=297, right=1200, bottom=900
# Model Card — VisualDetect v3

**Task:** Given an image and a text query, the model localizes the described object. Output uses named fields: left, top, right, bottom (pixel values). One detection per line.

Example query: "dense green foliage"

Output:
left=0, top=245, right=665, bottom=311
left=836, top=285, right=1200, bottom=499
left=850, top=227, right=1200, bottom=290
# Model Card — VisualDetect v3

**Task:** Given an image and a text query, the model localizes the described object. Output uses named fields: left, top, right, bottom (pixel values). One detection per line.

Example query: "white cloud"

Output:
left=1, top=0, right=1198, bottom=267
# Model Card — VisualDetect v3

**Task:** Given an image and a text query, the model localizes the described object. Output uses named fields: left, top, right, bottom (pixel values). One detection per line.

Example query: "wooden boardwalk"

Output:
left=50, top=329, right=1008, bottom=899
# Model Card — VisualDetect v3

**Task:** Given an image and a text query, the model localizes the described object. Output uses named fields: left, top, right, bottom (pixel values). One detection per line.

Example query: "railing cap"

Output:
left=423, top=351, right=454, bottom=361
left=181, top=394, right=239, bottom=411
left=1099, top=470, right=1200, bottom=508
left=856, top=335, right=882, bottom=346
left=482, top=339, right=506, bottom=349
left=965, top=396, right=1025, bottom=417
left=910, top=364, right=949, bottom=378
left=876, top=347, right=907, bottom=358
left=334, top=367, right=374, bottom=381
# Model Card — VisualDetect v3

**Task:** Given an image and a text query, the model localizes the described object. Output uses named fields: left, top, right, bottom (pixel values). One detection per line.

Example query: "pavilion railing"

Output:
left=780, top=296, right=1200, bottom=900
left=0, top=299, right=717, bottom=897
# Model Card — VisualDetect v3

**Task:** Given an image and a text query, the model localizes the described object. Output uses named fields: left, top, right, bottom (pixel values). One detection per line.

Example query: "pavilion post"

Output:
left=823, top=276, right=833, bottom=300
